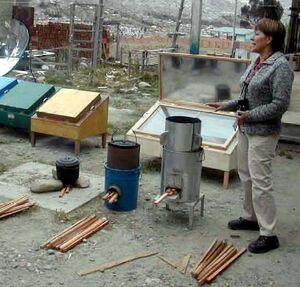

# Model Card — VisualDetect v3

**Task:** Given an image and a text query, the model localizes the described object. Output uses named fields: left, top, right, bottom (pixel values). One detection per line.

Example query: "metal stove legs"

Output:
left=188, top=194, right=205, bottom=229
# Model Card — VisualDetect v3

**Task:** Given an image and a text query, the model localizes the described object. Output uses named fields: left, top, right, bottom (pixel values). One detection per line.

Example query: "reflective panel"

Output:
left=135, top=104, right=236, bottom=147
left=160, top=53, right=249, bottom=104
left=0, top=19, right=29, bottom=76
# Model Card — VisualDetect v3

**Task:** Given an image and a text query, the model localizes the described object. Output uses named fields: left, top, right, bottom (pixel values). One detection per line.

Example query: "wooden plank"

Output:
left=79, top=251, right=159, bottom=276
left=37, top=88, right=101, bottom=122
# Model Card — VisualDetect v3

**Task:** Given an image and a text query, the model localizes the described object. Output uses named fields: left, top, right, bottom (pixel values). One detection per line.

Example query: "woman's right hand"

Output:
left=206, top=102, right=224, bottom=112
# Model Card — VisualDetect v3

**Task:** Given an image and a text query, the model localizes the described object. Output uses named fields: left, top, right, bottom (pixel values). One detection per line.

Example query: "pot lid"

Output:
left=55, top=155, right=80, bottom=168
left=109, top=139, right=138, bottom=148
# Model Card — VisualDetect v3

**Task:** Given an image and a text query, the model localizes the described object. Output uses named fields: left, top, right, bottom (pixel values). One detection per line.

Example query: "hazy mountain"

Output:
left=32, top=0, right=292, bottom=29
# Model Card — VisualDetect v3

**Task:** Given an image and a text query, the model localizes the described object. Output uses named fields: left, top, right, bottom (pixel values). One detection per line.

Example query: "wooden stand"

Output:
left=31, top=95, right=109, bottom=154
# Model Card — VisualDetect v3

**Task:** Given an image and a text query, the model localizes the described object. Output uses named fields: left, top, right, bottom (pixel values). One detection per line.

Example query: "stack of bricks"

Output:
left=31, top=22, right=111, bottom=59
left=31, top=22, right=69, bottom=49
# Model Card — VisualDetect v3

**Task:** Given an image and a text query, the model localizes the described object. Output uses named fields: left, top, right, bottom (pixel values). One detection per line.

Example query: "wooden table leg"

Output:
left=101, top=133, right=107, bottom=148
left=223, top=171, right=230, bottom=189
left=74, top=140, right=80, bottom=155
left=30, top=132, right=36, bottom=147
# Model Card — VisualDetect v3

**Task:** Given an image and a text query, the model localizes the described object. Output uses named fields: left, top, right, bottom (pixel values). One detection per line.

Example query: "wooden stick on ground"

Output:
left=158, top=255, right=180, bottom=270
left=79, top=251, right=159, bottom=276
left=178, top=254, right=191, bottom=275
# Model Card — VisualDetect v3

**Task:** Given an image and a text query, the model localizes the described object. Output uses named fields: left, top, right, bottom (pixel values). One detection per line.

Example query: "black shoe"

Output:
left=248, top=235, right=279, bottom=254
left=228, top=217, right=259, bottom=231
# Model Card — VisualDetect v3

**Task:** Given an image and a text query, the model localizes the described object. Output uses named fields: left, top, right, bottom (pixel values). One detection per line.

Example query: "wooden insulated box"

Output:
left=126, top=53, right=250, bottom=189
left=31, top=88, right=109, bottom=154
left=0, top=81, right=55, bottom=130
left=281, top=71, right=300, bottom=143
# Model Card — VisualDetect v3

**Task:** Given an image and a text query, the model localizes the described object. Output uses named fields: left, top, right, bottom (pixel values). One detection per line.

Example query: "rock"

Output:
left=47, top=249, right=55, bottom=255
left=138, top=81, right=151, bottom=89
left=52, top=169, right=58, bottom=180
left=30, top=179, right=63, bottom=193
left=75, top=176, right=90, bottom=188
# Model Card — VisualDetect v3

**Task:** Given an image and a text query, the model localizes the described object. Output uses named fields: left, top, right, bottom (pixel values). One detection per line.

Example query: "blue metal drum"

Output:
left=104, top=164, right=140, bottom=212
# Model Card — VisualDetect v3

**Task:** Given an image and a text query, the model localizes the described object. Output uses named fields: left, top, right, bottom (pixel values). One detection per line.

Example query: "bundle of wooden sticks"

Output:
left=192, top=240, right=247, bottom=286
left=41, top=215, right=109, bottom=252
left=0, top=197, right=35, bottom=219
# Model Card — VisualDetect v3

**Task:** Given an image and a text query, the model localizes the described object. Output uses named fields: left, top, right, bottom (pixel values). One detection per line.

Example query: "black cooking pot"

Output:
left=55, top=156, right=80, bottom=186
left=107, top=137, right=140, bottom=170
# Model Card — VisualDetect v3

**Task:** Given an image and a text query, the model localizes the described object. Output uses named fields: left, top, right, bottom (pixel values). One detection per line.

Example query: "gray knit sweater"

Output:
left=223, top=52, right=294, bottom=135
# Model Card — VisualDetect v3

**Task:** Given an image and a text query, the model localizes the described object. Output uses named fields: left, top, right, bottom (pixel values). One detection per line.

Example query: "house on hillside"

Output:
left=213, top=27, right=253, bottom=42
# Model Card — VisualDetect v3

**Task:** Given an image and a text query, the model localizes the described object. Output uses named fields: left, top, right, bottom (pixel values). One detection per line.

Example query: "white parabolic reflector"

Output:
left=0, top=19, right=29, bottom=76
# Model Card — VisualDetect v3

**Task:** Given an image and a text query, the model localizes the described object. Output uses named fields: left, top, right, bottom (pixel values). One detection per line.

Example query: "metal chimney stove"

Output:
left=155, top=116, right=205, bottom=229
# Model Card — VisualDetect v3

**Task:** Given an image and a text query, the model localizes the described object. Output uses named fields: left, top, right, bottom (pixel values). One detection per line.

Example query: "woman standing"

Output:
left=208, top=18, right=294, bottom=253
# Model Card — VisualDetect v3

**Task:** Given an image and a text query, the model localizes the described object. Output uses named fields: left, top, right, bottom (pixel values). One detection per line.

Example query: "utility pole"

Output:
left=190, top=0, right=203, bottom=54
left=171, top=0, right=185, bottom=49
left=231, top=0, right=238, bottom=57
left=286, top=0, right=300, bottom=54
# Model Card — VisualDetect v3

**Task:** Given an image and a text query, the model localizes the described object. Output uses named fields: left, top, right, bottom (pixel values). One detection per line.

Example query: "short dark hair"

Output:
left=255, top=18, right=286, bottom=52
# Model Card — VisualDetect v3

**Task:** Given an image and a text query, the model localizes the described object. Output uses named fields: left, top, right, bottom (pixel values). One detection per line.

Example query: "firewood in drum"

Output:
left=102, top=192, right=112, bottom=200
left=108, top=193, right=118, bottom=204
left=154, top=193, right=169, bottom=205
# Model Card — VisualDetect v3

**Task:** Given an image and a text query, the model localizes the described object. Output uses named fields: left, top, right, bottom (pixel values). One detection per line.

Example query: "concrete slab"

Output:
left=0, top=162, right=103, bottom=213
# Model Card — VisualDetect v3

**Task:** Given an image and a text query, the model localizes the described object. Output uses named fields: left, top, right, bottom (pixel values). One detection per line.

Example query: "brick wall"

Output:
left=31, top=22, right=111, bottom=59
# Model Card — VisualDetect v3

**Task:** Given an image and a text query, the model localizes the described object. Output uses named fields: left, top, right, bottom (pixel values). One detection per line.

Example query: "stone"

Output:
left=138, top=81, right=151, bottom=89
left=47, top=249, right=55, bottom=255
left=52, top=169, right=58, bottom=180
left=30, top=179, right=63, bottom=193
left=75, top=176, right=90, bottom=188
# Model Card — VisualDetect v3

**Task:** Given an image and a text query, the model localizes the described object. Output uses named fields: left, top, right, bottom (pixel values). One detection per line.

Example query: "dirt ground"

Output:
left=0, top=87, right=300, bottom=287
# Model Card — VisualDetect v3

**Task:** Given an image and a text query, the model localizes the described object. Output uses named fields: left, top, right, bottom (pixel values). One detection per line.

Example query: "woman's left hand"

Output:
left=236, top=111, right=248, bottom=127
